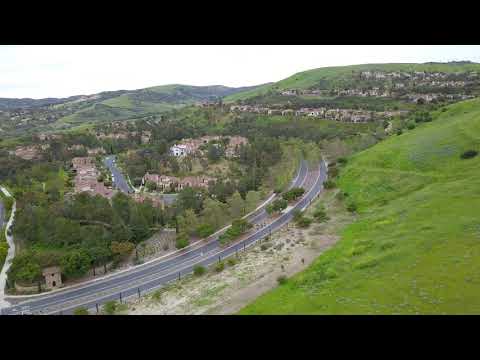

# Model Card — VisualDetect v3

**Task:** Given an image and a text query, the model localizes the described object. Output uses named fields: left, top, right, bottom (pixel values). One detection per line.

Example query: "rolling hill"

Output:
left=225, top=61, right=480, bottom=103
left=240, top=97, right=480, bottom=314
left=0, top=84, right=265, bottom=138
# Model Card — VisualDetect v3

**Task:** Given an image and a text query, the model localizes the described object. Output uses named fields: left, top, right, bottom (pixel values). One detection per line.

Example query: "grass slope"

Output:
left=240, top=98, right=480, bottom=314
left=225, top=62, right=480, bottom=103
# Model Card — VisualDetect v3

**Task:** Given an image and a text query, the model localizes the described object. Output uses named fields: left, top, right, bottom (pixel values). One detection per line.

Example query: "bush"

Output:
left=227, top=258, right=237, bottom=266
left=175, top=233, right=190, bottom=249
left=193, top=265, right=206, bottom=276
left=313, top=208, right=329, bottom=222
left=196, top=223, right=215, bottom=238
left=277, top=275, right=288, bottom=285
left=407, top=122, right=416, bottom=130
left=296, top=216, right=312, bottom=228
left=460, top=150, right=478, bottom=159
left=337, top=157, right=348, bottom=165
left=324, top=180, right=336, bottom=189
left=103, top=301, right=118, bottom=315
left=215, top=261, right=225, bottom=273
left=219, top=219, right=252, bottom=245
left=260, top=242, right=272, bottom=251
left=73, top=307, right=89, bottom=315
left=282, top=187, right=305, bottom=202
left=60, top=250, right=92, bottom=279
left=347, top=202, right=357, bottom=213
left=151, top=290, right=162, bottom=302
left=292, top=209, right=303, bottom=222
left=396, top=129, right=403, bottom=136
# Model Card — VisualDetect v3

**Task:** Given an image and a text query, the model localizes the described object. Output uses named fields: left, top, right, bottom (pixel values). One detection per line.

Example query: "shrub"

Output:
left=227, top=258, right=237, bottom=266
left=328, top=166, right=339, bottom=178
left=60, top=250, right=91, bottom=279
left=151, top=290, right=162, bottom=302
left=219, top=219, right=252, bottom=245
left=460, top=150, right=478, bottom=159
left=260, top=242, right=272, bottom=251
left=396, top=129, right=403, bottom=136
left=347, top=202, right=357, bottom=213
left=337, top=157, right=348, bottom=165
left=296, top=217, right=312, bottom=228
left=313, top=208, right=329, bottom=222
left=196, top=223, right=215, bottom=238
left=282, top=187, right=305, bottom=202
left=73, top=307, right=89, bottom=315
left=277, top=275, right=288, bottom=285
left=324, top=180, right=336, bottom=189
left=215, top=261, right=225, bottom=273
left=193, top=265, right=206, bottom=276
left=103, top=301, right=118, bottom=315
left=175, top=233, right=190, bottom=249
left=407, top=122, right=416, bottom=130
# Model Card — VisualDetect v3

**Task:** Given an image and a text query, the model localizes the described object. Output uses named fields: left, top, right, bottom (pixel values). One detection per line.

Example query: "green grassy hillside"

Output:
left=225, top=62, right=480, bottom=103
left=240, top=97, right=480, bottom=314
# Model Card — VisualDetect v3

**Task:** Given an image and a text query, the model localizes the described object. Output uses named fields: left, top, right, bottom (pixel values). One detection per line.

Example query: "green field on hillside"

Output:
left=240, top=98, right=480, bottom=314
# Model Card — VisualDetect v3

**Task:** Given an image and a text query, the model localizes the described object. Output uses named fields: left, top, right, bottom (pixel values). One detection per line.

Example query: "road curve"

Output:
left=1, top=159, right=323, bottom=315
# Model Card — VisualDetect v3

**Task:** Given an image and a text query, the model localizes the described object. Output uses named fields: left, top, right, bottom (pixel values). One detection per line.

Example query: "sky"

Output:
left=2, top=45, right=480, bottom=99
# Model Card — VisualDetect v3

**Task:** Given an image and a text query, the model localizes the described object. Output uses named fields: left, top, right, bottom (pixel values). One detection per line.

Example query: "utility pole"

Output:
left=138, top=288, right=141, bottom=298
left=119, top=292, right=122, bottom=303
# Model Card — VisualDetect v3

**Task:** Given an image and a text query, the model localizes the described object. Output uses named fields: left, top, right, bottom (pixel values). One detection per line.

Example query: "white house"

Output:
left=170, top=144, right=189, bottom=157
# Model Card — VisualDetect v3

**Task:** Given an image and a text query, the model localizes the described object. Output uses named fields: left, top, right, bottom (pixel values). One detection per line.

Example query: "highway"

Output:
left=103, top=155, right=134, bottom=194
left=1, top=159, right=326, bottom=315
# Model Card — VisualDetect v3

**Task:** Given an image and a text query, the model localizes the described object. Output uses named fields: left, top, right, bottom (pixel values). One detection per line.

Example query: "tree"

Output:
left=196, top=223, right=214, bottom=238
left=145, top=180, right=157, bottom=192
left=177, top=209, right=199, bottom=236
left=175, top=232, right=189, bottom=249
left=178, top=187, right=203, bottom=213
left=227, top=191, right=246, bottom=219
left=207, top=143, right=222, bottom=163
left=110, top=241, right=135, bottom=260
left=245, top=191, right=261, bottom=213
left=202, top=198, right=228, bottom=230
left=60, top=250, right=91, bottom=278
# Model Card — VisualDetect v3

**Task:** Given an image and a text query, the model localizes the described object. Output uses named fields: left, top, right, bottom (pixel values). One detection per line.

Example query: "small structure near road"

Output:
left=42, top=266, right=62, bottom=290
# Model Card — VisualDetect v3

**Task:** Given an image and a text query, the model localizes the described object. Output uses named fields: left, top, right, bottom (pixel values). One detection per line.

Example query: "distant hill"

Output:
left=240, top=97, right=480, bottom=314
left=0, top=83, right=266, bottom=138
left=0, top=84, right=264, bottom=111
left=224, top=62, right=480, bottom=103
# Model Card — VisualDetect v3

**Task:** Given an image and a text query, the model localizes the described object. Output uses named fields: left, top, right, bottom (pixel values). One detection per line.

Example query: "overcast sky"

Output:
left=2, top=45, right=480, bottom=99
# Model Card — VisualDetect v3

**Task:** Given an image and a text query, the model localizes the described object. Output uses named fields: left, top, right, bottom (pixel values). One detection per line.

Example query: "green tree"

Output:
left=245, top=191, right=261, bottom=213
left=227, top=191, right=246, bottom=219
left=177, top=209, right=199, bottom=236
left=60, top=250, right=91, bottom=278
left=202, top=198, right=228, bottom=230
left=175, top=232, right=190, bottom=249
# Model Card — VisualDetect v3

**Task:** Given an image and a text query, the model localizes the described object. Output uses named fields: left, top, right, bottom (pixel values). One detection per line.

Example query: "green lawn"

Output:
left=240, top=97, right=480, bottom=314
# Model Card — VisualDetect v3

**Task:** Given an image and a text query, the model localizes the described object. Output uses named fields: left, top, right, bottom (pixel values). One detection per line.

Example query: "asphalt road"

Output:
left=103, top=155, right=134, bottom=194
left=1, top=159, right=325, bottom=315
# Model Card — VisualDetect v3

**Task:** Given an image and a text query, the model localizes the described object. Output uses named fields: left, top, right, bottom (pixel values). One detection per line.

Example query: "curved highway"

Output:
left=1, top=159, right=326, bottom=315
